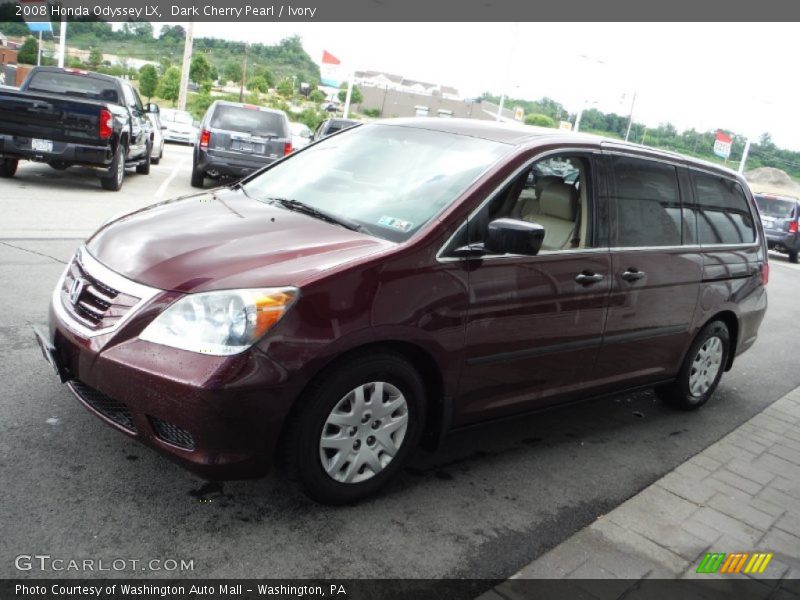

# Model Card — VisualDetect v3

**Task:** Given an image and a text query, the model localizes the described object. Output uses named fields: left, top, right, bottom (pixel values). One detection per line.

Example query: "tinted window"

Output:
left=210, top=105, right=288, bottom=137
left=610, top=157, right=681, bottom=247
left=692, top=174, right=755, bottom=245
left=26, top=71, right=119, bottom=103
left=755, top=195, right=796, bottom=218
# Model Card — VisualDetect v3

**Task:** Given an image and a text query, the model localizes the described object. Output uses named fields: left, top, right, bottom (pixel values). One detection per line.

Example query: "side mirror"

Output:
left=145, top=103, right=160, bottom=114
left=485, top=218, right=545, bottom=256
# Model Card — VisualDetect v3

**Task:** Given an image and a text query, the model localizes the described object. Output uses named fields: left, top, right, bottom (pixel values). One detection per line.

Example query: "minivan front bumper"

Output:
left=41, top=288, right=296, bottom=479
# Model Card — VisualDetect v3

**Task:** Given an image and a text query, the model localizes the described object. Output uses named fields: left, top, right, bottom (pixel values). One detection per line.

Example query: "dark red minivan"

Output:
left=36, top=119, right=768, bottom=503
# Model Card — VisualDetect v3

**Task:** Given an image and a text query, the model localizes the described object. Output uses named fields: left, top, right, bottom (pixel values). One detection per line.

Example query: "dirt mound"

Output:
left=745, top=167, right=800, bottom=198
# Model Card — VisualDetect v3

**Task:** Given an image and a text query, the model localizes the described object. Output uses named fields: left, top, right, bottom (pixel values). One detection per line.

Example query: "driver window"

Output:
left=469, top=155, right=595, bottom=253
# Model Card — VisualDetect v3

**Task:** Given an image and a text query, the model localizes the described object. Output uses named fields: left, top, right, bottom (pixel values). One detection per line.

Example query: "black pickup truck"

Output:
left=0, top=67, right=155, bottom=191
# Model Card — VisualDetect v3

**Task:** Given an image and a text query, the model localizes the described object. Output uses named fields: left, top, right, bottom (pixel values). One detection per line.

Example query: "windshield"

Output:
left=162, top=110, right=194, bottom=125
left=242, top=124, right=511, bottom=242
left=755, top=195, right=796, bottom=218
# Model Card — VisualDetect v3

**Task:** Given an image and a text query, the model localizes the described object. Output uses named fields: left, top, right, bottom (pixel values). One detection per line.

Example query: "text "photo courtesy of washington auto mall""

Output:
left=0, top=0, right=799, bottom=599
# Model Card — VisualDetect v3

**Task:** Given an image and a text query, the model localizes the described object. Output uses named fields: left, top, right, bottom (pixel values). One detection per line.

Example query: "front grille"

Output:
left=69, top=381, right=137, bottom=433
left=149, top=416, right=195, bottom=450
left=60, top=257, right=140, bottom=331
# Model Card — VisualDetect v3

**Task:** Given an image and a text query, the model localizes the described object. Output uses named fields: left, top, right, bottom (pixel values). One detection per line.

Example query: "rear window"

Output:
left=25, top=71, right=118, bottom=103
left=755, top=195, right=796, bottom=218
left=692, top=173, right=756, bottom=245
left=327, top=120, right=356, bottom=134
left=210, top=105, right=288, bottom=137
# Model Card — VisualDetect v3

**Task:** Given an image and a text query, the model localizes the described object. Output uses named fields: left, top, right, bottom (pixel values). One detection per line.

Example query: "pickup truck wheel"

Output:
left=136, top=144, right=151, bottom=175
left=101, top=146, right=126, bottom=191
left=0, top=158, right=18, bottom=178
left=190, top=160, right=205, bottom=188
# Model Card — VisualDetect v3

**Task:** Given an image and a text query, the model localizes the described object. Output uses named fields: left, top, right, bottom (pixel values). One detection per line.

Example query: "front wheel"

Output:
left=0, top=158, right=18, bottom=178
left=100, top=145, right=126, bottom=191
left=282, top=352, right=426, bottom=504
left=136, top=144, right=151, bottom=175
left=656, top=320, right=730, bottom=410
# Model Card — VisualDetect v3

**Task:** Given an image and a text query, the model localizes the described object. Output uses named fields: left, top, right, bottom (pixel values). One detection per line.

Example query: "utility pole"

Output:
left=37, top=30, right=42, bottom=66
left=177, top=21, right=194, bottom=111
left=57, top=18, right=66, bottom=68
left=238, top=43, right=249, bottom=102
left=496, top=22, right=519, bottom=122
left=624, top=90, right=637, bottom=142
left=738, top=138, right=751, bottom=174
left=343, top=72, right=354, bottom=118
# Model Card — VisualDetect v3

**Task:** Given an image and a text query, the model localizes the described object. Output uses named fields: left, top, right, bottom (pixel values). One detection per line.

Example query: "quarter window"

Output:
left=691, top=174, right=755, bottom=245
left=609, top=157, right=682, bottom=247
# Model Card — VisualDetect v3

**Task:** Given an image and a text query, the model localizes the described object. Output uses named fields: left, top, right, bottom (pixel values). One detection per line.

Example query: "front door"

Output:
left=449, top=152, right=612, bottom=426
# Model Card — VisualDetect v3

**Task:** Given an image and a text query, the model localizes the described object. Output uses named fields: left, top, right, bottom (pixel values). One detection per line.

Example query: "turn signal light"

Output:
left=98, top=108, right=113, bottom=139
left=199, top=129, right=211, bottom=150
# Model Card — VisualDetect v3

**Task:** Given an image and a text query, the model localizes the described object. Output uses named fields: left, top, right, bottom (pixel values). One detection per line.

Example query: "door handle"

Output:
left=621, top=269, right=646, bottom=282
left=575, top=272, right=605, bottom=285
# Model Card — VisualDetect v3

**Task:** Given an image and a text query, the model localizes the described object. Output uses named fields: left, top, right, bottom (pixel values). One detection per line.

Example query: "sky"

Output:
left=167, top=22, right=799, bottom=150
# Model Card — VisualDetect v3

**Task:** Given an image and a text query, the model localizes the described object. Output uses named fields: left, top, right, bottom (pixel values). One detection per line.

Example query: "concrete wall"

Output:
left=354, top=86, right=492, bottom=120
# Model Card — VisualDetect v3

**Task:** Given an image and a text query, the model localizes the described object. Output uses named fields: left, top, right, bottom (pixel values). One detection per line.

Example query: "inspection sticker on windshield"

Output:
left=378, top=216, right=413, bottom=232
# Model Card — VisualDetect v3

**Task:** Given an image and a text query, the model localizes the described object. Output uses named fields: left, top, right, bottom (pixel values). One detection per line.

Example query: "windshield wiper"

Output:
left=230, top=181, right=252, bottom=199
left=267, top=197, right=366, bottom=233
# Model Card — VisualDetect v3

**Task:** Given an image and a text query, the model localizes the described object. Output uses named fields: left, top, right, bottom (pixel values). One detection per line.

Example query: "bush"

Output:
left=308, top=89, right=325, bottom=103
left=525, top=113, right=556, bottom=128
left=362, top=108, right=381, bottom=118
left=17, top=37, right=38, bottom=65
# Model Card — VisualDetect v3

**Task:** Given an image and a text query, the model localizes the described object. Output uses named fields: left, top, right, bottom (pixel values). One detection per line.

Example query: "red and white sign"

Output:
left=320, top=51, right=343, bottom=87
left=714, top=131, right=733, bottom=159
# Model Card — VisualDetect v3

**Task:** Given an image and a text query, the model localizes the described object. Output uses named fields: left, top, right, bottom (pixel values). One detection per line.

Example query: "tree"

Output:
left=525, top=114, right=556, bottom=128
left=138, top=65, right=159, bottom=102
left=309, top=89, right=325, bottom=103
left=277, top=77, right=295, bottom=98
left=338, top=84, right=363, bottom=104
left=246, top=76, right=269, bottom=93
left=17, top=37, right=39, bottom=65
left=157, top=67, right=181, bottom=105
left=88, top=47, right=103, bottom=69
left=190, top=54, right=214, bottom=84
left=250, top=65, right=275, bottom=88
left=223, top=61, right=243, bottom=85
left=122, top=22, right=154, bottom=39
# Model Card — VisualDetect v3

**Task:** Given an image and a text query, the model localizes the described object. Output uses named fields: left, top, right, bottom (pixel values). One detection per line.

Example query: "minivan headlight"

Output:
left=139, top=288, right=298, bottom=356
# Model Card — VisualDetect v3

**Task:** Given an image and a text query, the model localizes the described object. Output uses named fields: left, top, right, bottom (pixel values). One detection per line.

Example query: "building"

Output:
left=354, top=70, right=462, bottom=101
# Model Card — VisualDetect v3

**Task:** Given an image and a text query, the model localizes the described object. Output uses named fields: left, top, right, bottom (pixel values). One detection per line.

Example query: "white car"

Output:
left=160, top=108, right=199, bottom=145
left=146, top=112, right=165, bottom=165
left=289, top=122, right=313, bottom=150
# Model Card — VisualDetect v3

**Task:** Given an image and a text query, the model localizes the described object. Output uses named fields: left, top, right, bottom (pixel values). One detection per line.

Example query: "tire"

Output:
left=789, top=251, right=799, bottom=264
left=0, top=158, right=18, bottom=178
left=136, top=143, right=151, bottom=175
left=190, top=159, right=205, bottom=188
left=100, top=145, right=126, bottom=191
left=655, top=320, right=730, bottom=411
left=49, top=162, right=70, bottom=171
left=281, top=352, right=426, bottom=504
left=151, top=143, right=163, bottom=165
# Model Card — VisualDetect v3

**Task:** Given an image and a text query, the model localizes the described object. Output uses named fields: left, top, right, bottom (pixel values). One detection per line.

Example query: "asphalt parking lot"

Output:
left=2, top=150, right=800, bottom=581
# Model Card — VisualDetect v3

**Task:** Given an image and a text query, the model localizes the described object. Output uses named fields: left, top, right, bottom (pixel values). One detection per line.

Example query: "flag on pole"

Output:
left=320, top=50, right=342, bottom=87
left=19, top=0, right=52, bottom=32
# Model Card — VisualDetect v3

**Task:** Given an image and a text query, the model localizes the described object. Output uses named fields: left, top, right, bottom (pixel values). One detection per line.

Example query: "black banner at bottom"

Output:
left=1, top=578, right=798, bottom=600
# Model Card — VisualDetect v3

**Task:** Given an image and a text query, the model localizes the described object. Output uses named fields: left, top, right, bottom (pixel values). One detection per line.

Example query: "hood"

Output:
left=86, top=188, right=393, bottom=293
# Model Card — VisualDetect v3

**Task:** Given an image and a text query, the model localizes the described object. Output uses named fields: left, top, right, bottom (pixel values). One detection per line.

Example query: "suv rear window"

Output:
left=26, top=71, right=119, bottom=103
left=755, top=195, right=796, bottom=218
left=210, top=106, right=287, bottom=137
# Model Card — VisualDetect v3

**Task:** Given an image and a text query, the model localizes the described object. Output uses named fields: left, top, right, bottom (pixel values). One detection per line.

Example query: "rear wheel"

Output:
left=789, top=251, right=798, bottom=264
left=100, top=145, right=125, bottom=191
left=281, top=352, right=426, bottom=504
left=190, top=158, right=205, bottom=188
left=0, top=158, right=18, bottom=178
left=656, top=320, right=730, bottom=410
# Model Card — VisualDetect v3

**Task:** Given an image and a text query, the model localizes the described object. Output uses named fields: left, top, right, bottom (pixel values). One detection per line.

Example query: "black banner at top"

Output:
left=2, top=0, right=800, bottom=21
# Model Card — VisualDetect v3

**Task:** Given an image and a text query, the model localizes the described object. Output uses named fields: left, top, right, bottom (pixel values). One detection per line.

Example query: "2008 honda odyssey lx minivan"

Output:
left=36, top=119, right=768, bottom=504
